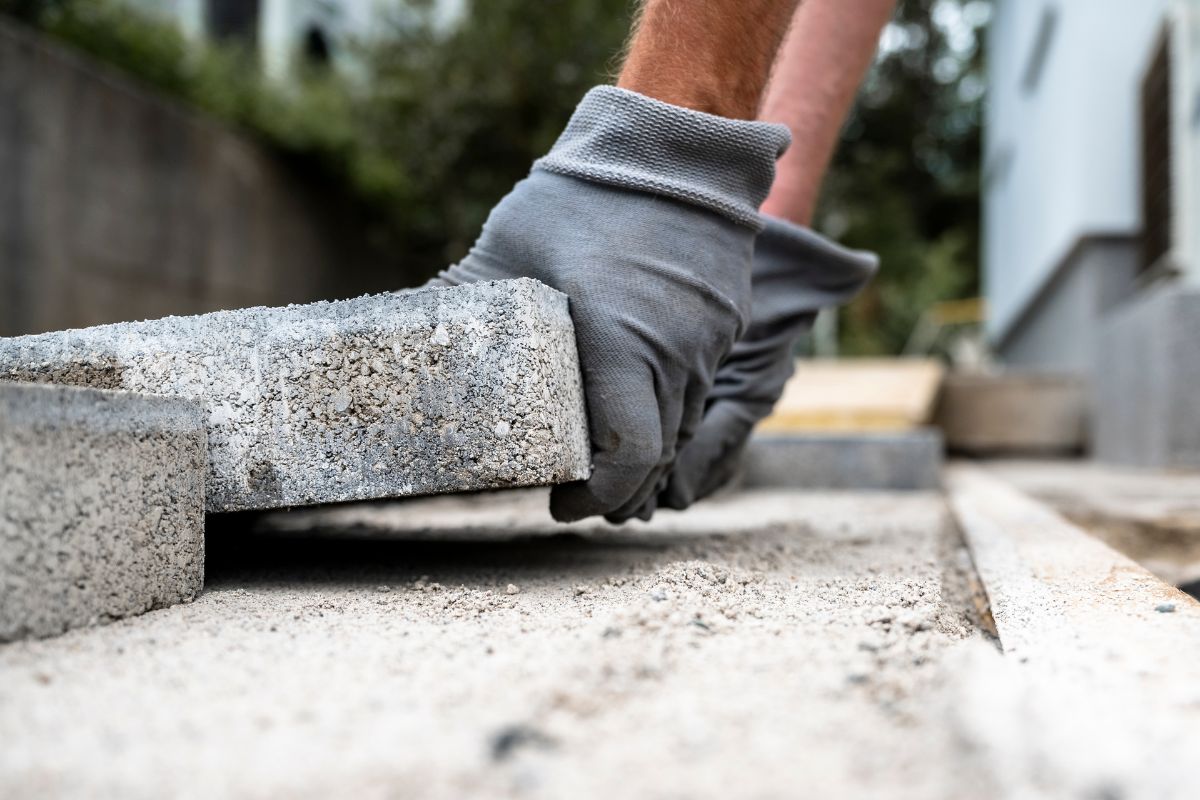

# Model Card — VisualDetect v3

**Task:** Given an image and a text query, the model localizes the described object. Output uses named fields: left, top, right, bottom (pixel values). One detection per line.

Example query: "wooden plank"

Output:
left=756, top=358, right=944, bottom=433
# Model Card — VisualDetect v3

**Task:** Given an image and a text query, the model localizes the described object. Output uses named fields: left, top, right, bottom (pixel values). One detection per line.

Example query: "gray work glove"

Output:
left=651, top=216, right=879, bottom=513
left=428, top=86, right=790, bottom=523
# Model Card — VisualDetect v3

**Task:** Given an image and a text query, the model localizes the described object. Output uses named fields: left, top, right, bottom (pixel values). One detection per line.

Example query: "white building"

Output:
left=123, top=0, right=464, bottom=82
left=985, top=0, right=1200, bottom=466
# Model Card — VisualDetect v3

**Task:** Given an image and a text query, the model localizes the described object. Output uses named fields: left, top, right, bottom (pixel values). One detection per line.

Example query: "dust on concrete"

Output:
left=0, top=490, right=999, bottom=799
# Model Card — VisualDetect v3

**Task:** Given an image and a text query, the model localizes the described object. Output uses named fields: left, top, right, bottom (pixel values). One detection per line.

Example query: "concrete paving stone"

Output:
left=741, top=428, right=943, bottom=490
left=982, top=459, right=1200, bottom=587
left=0, top=381, right=206, bottom=642
left=0, top=279, right=591, bottom=512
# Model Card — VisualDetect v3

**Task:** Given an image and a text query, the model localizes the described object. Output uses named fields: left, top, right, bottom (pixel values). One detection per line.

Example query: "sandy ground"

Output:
left=0, top=489, right=1014, bottom=799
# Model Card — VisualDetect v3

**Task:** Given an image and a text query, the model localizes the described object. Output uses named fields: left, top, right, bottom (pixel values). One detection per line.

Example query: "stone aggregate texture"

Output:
left=0, top=279, right=591, bottom=512
left=0, top=490, right=994, bottom=799
left=0, top=381, right=206, bottom=642
left=4, top=484, right=1199, bottom=797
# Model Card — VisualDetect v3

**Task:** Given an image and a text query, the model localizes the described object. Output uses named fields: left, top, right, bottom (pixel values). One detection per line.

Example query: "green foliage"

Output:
left=4, top=0, right=985, bottom=349
left=1, top=0, right=371, bottom=205
left=820, top=0, right=988, bottom=355
left=355, top=0, right=634, bottom=268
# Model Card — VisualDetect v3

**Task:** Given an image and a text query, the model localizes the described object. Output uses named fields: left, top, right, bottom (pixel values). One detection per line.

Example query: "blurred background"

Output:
left=0, top=0, right=987, bottom=357
left=3, top=0, right=1199, bottom=481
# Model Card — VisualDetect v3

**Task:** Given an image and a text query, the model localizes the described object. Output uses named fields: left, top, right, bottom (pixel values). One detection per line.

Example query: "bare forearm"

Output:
left=618, top=0, right=802, bottom=120
left=760, top=0, right=897, bottom=224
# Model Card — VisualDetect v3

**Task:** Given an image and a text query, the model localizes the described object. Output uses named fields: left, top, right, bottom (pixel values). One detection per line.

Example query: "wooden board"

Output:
left=756, top=358, right=944, bottom=433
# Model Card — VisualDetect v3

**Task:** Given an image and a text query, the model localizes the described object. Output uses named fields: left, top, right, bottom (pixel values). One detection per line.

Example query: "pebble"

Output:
left=505, top=584, right=520, bottom=596
left=1156, top=603, right=1176, bottom=614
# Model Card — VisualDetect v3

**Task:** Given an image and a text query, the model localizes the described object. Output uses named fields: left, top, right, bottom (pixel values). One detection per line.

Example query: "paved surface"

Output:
left=0, top=279, right=589, bottom=511
left=0, top=382, right=205, bottom=642
left=5, top=483, right=1199, bottom=798
left=984, top=459, right=1200, bottom=587
left=1, top=490, right=997, bottom=799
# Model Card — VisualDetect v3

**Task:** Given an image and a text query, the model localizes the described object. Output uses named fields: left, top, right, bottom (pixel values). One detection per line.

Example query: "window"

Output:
left=303, top=26, right=331, bottom=68
left=207, top=0, right=260, bottom=43
left=1141, top=27, right=1172, bottom=274
left=1021, top=6, right=1058, bottom=94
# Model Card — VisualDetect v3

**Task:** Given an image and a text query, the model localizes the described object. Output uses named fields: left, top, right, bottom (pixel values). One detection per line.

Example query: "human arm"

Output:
left=654, top=0, right=896, bottom=513
left=429, top=0, right=802, bottom=522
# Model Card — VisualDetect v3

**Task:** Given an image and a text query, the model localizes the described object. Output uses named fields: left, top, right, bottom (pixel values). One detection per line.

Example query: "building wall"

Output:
left=995, top=236, right=1139, bottom=373
left=984, top=0, right=1168, bottom=345
left=0, top=21, right=395, bottom=338
left=121, top=0, right=465, bottom=83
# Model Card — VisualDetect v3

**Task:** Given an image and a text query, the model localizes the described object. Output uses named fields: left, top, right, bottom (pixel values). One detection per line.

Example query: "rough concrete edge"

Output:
left=944, top=463, right=1200, bottom=661
left=0, top=279, right=545, bottom=345
left=0, top=381, right=208, bottom=642
left=0, top=279, right=591, bottom=509
left=0, top=379, right=207, bottom=434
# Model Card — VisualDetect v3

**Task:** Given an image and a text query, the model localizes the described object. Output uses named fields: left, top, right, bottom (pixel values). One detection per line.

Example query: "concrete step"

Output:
left=741, top=428, right=944, bottom=490
left=0, top=382, right=206, bottom=642
left=0, top=279, right=591, bottom=511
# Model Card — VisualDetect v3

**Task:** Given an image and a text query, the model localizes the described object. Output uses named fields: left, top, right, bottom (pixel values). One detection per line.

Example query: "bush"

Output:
left=3, top=0, right=984, bottom=353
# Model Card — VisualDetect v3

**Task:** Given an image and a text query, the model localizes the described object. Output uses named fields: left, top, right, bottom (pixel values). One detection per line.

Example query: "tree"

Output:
left=819, top=0, right=989, bottom=355
left=4, top=0, right=987, bottom=341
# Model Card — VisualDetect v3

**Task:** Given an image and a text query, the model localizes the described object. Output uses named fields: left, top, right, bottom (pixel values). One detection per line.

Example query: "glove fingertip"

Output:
left=549, top=481, right=606, bottom=523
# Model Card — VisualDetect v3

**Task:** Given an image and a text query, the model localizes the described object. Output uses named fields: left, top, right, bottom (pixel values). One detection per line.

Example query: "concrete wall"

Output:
left=1094, top=287, right=1200, bottom=467
left=0, top=20, right=396, bottom=338
left=984, top=0, right=1168, bottom=345
left=997, top=236, right=1140, bottom=373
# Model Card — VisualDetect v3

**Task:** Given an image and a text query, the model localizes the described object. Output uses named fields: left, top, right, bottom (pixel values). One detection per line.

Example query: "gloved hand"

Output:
left=428, top=86, right=790, bottom=523
left=651, top=216, right=879, bottom=513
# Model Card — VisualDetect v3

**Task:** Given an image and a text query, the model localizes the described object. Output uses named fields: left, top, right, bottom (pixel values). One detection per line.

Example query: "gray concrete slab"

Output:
left=0, top=279, right=591, bottom=511
left=1093, top=286, right=1200, bottom=468
left=740, top=428, right=943, bottom=490
left=0, top=382, right=206, bottom=642
left=5, top=483, right=1200, bottom=797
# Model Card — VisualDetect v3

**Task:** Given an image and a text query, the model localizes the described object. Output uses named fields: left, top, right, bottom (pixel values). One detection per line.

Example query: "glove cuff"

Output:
left=534, top=86, right=791, bottom=230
